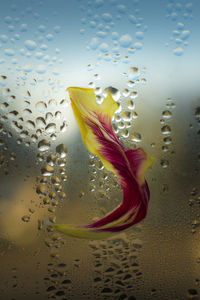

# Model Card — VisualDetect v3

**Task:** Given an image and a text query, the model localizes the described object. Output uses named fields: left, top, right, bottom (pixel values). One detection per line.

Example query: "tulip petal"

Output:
left=51, top=87, right=154, bottom=239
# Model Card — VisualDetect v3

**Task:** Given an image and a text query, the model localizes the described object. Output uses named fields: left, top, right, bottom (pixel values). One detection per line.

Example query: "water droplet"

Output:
left=130, top=91, right=138, bottom=100
left=36, top=184, right=47, bottom=196
left=0, top=35, right=8, bottom=43
left=160, top=159, right=169, bottom=168
left=181, top=30, right=190, bottom=40
left=45, top=112, right=53, bottom=123
left=122, top=88, right=130, bottom=97
left=173, top=47, right=184, bottom=56
left=36, top=64, right=46, bottom=74
left=162, top=110, right=172, bottom=119
left=122, top=111, right=132, bottom=121
left=162, top=145, right=169, bottom=152
left=132, top=111, right=138, bottom=119
left=195, top=107, right=200, bottom=118
left=0, top=138, right=5, bottom=146
left=23, top=108, right=32, bottom=117
left=187, top=289, right=198, bottom=299
left=31, top=134, right=38, bottom=143
left=20, top=130, right=28, bottom=138
left=55, top=111, right=61, bottom=119
left=136, top=31, right=144, bottom=40
left=61, top=174, right=67, bottom=182
left=36, top=117, right=46, bottom=129
left=128, top=14, right=137, bottom=24
left=117, top=121, right=125, bottom=129
left=21, top=215, right=30, bottom=222
left=4, top=48, right=15, bottom=56
left=60, top=121, right=67, bottom=132
left=128, top=67, right=139, bottom=80
left=89, top=37, right=100, bottom=50
left=8, top=110, right=19, bottom=120
left=161, top=125, right=171, bottom=135
left=45, top=123, right=56, bottom=134
left=59, top=192, right=66, bottom=200
left=26, top=120, right=35, bottom=130
left=119, top=34, right=132, bottom=48
left=121, top=129, right=129, bottom=138
left=134, top=41, right=143, bottom=49
left=41, top=164, right=54, bottom=176
left=56, top=144, right=68, bottom=158
left=46, top=154, right=56, bottom=166
left=57, top=158, right=66, bottom=167
left=38, top=139, right=50, bottom=151
left=126, top=100, right=135, bottom=111
left=24, top=40, right=37, bottom=51
left=163, top=136, right=172, bottom=144
left=99, top=42, right=109, bottom=53
left=131, top=132, right=142, bottom=142
left=51, top=176, right=61, bottom=185
left=104, top=86, right=121, bottom=101
left=35, top=101, right=47, bottom=113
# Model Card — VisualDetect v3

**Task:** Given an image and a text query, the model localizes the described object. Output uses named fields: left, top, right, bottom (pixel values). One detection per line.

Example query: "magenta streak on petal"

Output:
left=80, top=111, right=150, bottom=232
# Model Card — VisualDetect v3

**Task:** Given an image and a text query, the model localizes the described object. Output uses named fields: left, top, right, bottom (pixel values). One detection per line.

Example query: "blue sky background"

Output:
left=0, top=0, right=199, bottom=88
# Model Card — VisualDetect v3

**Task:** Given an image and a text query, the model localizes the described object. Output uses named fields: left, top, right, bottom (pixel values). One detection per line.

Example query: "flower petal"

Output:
left=51, top=87, right=154, bottom=239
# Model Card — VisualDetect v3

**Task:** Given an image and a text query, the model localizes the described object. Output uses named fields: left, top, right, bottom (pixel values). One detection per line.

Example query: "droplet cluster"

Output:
left=165, top=1, right=193, bottom=56
left=79, top=0, right=147, bottom=64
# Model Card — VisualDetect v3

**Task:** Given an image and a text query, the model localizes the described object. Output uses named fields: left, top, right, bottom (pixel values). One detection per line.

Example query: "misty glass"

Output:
left=0, top=0, right=200, bottom=299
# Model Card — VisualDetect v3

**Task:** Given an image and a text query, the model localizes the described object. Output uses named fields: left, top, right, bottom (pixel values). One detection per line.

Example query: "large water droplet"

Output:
left=35, top=101, right=47, bottom=113
left=36, top=117, right=46, bottom=128
left=45, top=123, right=56, bottom=134
left=41, top=164, right=54, bottom=176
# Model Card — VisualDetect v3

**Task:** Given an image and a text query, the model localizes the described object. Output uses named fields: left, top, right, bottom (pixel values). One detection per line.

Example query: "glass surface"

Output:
left=0, top=0, right=200, bottom=299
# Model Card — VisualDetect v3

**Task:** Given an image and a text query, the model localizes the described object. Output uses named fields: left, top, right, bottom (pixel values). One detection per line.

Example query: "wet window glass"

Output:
left=0, top=0, right=200, bottom=299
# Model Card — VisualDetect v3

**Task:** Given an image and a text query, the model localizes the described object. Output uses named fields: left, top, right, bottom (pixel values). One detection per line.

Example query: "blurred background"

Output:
left=0, top=0, right=200, bottom=299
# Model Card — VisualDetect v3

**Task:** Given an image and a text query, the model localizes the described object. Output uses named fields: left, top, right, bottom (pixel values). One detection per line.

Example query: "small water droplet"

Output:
left=162, top=110, right=172, bottom=119
left=127, top=100, right=135, bottom=110
left=24, top=40, right=37, bottom=51
left=161, top=125, right=171, bottom=135
left=104, top=86, right=121, bottom=101
left=131, top=132, right=141, bottom=142
left=173, top=47, right=184, bottom=56
left=160, top=159, right=169, bottom=168
left=38, top=139, right=50, bottom=152
left=21, top=215, right=30, bottom=222
left=122, top=111, right=132, bottom=121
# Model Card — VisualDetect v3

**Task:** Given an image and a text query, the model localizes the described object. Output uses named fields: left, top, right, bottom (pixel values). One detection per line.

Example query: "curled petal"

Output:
left=51, top=87, right=154, bottom=239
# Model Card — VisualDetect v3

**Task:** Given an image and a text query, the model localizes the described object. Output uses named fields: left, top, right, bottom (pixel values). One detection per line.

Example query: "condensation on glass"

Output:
left=0, top=0, right=199, bottom=299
